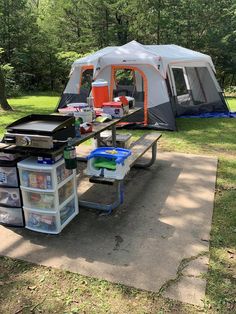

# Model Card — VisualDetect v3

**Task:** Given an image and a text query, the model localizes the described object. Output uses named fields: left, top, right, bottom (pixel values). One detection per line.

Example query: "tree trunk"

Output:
left=0, top=68, right=13, bottom=111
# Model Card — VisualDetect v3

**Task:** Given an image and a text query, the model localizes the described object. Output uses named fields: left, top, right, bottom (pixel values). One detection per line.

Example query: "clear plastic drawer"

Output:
left=0, top=206, right=24, bottom=226
left=56, top=163, right=73, bottom=185
left=21, top=189, right=55, bottom=210
left=58, top=179, right=74, bottom=204
left=24, top=209, right=59, bottom=233
left=0, top=187, right=21, bottom=207
left=19, top=169, right=53, bottom=190
left=0, top=166, right=18, bottom=187
left=60, top=198, right=76, bottom=225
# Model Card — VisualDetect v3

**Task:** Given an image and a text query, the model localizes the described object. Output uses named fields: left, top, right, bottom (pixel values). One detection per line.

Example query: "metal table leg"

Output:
left=111, top=124, right=116, bottom=147
left=133, top=143, right=157, bottom=168
left=79, top=180, right=124, bottom=214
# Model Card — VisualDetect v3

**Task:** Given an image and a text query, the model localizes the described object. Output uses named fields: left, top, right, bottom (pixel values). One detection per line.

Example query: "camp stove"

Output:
left=3, top=114, right=75, bottom=150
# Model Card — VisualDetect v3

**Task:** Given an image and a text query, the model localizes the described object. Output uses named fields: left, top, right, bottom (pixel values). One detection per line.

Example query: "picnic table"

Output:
left=70, top=108, right=162, bottom=213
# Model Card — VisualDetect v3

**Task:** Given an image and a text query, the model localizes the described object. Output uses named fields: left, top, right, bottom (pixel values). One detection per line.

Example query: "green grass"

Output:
left=0, top=95, right=60, bottom=137
left=0, top=95, right=236, bottom=313
left=226, top=97, right=236, bottom=110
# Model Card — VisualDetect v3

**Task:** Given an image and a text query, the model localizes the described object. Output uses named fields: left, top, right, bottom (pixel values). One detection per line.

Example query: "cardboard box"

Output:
left=102, top=102, right=129, bottom=118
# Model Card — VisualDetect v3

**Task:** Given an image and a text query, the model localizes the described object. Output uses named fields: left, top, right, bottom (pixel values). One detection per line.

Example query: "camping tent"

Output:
left=56, top=40, right=228, bottom=131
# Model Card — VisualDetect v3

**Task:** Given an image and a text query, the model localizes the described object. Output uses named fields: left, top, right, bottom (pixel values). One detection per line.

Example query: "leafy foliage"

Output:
left=0, top=0, right=235, bottom=93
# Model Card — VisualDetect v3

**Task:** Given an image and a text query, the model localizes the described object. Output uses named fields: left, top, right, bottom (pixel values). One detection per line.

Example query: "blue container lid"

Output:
left=87, top=147, right=131, bottom=165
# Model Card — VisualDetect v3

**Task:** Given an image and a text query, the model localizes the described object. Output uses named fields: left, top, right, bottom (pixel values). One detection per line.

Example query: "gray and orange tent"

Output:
left=57, top=40, right=228, bottom=131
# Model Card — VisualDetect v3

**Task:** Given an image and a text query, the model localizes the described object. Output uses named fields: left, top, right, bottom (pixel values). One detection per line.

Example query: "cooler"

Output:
left=92, top=80, right=109, bottom=108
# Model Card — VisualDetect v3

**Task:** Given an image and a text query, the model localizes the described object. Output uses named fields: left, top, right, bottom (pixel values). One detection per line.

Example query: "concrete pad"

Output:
left=164, top=276, right=207, bottom=307
left=164, top=255, right=210, bottom=306
left=182, top=256, right=209, bottom=277
left=0, top=152, right=217, bottom=307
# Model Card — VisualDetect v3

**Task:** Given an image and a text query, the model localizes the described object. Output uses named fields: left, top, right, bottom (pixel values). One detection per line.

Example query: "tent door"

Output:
left=111, top=66, right=147, bottom=125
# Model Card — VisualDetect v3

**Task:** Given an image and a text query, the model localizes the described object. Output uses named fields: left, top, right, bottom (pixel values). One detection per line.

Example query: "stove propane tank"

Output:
left=63, top=138, right=77, bottom=169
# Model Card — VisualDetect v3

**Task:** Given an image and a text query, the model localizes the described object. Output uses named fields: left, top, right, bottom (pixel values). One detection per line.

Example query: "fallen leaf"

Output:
left=28, top=285, right=37, bottom=291
left=39, top=276, right=45, bottom=283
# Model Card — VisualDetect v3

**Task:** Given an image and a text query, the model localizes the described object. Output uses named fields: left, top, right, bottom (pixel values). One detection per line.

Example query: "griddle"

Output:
left=4, top=114, right=75, bottom=150
left=7, top=114, right=74, bottom=135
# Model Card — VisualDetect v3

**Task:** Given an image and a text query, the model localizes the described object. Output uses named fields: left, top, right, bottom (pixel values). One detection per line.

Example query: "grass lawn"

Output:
left=0, top=96, right=235, bottom=313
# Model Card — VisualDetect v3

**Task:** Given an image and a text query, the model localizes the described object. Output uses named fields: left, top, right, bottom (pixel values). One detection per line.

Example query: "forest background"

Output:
left=0, top=0, right=235, bottom=97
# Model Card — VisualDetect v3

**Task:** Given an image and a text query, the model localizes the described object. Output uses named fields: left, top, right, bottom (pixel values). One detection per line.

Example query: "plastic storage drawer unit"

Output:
left=18, top=157, right=78, bottom=234
left=0, top=157, right=24, bottom=227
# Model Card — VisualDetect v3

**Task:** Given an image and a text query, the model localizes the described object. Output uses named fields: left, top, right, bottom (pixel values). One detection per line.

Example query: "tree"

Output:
left=0, top=67, right=12, bottom=110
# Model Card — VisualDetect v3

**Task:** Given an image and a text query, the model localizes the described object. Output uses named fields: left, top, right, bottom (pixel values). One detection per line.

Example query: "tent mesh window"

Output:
left=113, top=69, right=136, bottom=97
left=172, top=68, right=188, bottom=95
left=172, top=67, right=192, bottom=107
left=80, top=69, right=93, bottom=98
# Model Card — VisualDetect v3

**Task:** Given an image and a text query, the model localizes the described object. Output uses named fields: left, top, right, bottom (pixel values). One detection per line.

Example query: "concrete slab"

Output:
left=164, top=276, right=207, bottom=307
left=0, top=152, right=217, bottom=307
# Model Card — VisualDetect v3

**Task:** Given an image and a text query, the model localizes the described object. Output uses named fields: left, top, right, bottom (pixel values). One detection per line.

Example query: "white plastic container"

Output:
left=0, top=206, right=24, bottom=227
left=74, top=110, right=93, bottom=123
